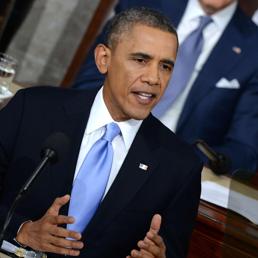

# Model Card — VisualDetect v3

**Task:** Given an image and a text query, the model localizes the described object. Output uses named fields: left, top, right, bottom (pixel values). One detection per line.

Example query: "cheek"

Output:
left=161, top=72, right=172, bottom=87
left=128, top=73, right=141, bottom=85
left=125, top=68, right=143, bottom=88
left=160, top=84, right=168, bottom=96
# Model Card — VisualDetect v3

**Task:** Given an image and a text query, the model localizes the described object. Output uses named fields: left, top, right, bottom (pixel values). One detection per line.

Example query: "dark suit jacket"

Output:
left=0, top=87, right=202, bottom=258
left=73, top=0, right=258, bottom=173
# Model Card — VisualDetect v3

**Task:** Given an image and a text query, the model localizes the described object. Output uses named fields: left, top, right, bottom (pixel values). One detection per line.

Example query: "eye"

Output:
left=134, top=58, right=146, bottom=64
left=161, top=63, right=172, bottom=72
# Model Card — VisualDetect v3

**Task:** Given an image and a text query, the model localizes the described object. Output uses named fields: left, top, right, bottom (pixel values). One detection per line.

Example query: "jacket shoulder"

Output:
left=145, top=115, right=202, bottom=167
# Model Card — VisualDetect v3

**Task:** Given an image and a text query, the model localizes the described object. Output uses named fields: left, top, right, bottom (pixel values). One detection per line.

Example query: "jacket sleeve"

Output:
left=0, top=90, right=30, bottom=241
left=161, top=160, right=202, bottom=258
left=211, top=69, right=258, bottom=174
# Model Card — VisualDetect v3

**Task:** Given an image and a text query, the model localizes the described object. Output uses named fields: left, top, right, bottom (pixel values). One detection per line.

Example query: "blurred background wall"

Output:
left=1, top=0, right=256, bottom=87
left=1, top=0, right=100, bottom=86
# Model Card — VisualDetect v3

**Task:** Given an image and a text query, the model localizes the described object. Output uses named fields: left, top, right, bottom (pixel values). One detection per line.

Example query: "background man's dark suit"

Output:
left=73, top=0, right=258, bottom=174
left=0, top=87, right=202, bottom=258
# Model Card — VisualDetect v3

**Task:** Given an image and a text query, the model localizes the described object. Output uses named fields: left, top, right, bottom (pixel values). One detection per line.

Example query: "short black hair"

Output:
left=105, top=7, right=178, bottom=49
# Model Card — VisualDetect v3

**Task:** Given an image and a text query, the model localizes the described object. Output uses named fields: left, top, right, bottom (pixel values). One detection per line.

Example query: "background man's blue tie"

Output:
left=67, top=122, right=120, bottom=233
left=153, top=16, right=212, bottom=117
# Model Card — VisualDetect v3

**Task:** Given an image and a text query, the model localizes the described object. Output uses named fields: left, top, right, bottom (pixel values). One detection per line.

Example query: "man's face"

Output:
left=199, top=0, right=236, bottom=14
left=95, top=24, right=178, bottom=121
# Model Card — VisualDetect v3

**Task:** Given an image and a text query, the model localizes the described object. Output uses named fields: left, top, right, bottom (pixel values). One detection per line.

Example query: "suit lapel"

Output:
left=177, top=7, right=246, bottom=131
left=54, top=89, right=97, bottom=214
left=83, top=115, right=162, bottom=240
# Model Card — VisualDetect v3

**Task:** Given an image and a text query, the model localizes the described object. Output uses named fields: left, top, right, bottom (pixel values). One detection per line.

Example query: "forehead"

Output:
left=114, top=24, right=177, bottom=58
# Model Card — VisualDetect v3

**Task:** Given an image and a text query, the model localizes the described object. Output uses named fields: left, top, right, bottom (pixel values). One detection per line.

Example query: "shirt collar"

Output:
left=183, top=0, right=237, bottom=29
left=211, top=1, right=237, bottom=30
left=183, top=0, right=206, bottom=23
left=87, top=87, right=143, bottom=151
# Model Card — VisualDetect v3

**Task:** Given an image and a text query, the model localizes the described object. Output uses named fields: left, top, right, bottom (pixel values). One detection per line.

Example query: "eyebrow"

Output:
left=162, top=59, right=175, bottom=67
left=129, top=52, right=152, bottom=60
left=129, top=52, right=175, bottom=67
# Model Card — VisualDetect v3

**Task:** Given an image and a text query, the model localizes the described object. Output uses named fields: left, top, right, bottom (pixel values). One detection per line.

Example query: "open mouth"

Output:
left=133, top=91, right=156, bottom=104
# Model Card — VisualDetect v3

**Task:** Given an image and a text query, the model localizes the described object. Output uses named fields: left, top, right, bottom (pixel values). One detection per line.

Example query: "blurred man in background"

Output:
left=74, top=0, right=258, bottom=175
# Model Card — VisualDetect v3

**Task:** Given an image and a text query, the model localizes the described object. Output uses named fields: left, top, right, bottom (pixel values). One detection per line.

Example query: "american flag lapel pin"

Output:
left=232, top=46, right=241, bottom=54
left=139, top=163, right=148, bottom=171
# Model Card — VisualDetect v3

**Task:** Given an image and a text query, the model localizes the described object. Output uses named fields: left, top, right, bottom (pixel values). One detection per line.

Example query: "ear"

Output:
left=94, top=44, right=111, bottom=74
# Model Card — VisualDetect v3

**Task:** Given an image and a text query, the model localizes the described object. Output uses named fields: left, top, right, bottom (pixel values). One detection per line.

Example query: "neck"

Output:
left=199, top=1, right=236, bottom=15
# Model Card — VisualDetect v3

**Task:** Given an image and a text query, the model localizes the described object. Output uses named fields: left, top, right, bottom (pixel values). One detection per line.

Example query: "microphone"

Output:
left=195, top=139, right=231, bottom=175
left=0, top=132, right=70, bottom=243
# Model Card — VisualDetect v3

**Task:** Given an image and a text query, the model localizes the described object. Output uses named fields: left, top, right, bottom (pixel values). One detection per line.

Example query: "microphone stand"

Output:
left=0, top=149, right=56, bottom=244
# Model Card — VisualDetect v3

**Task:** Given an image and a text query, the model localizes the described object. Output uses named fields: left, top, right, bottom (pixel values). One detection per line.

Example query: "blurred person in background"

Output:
left=73, top=0, right=258, bottom=175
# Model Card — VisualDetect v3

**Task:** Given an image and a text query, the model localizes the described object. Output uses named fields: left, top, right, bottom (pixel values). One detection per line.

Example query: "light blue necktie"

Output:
left=153, top=16, right=212, bottom=117
left=67, top=122, right=120, bottom=233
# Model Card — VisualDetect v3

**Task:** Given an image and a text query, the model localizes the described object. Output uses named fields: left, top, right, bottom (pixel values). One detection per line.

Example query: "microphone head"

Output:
left=194, top=139, right=231, bottom=175
left=208, top=153, right=231, bottom=175
left=41, top=132, right=70, bottom=164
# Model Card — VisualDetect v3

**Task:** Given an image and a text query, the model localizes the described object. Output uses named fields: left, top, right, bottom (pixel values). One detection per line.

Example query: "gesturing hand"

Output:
left=126, top=214, right=166, bottom=258
left=16, top=194, right=84, bottom=256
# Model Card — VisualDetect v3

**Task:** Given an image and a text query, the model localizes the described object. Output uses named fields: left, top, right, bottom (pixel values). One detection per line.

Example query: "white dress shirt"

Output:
left=158, top=0, right=237, bottom=132
left=74, top=87, right=142, bottom=196
left=252, top=9, right=258, bottom=26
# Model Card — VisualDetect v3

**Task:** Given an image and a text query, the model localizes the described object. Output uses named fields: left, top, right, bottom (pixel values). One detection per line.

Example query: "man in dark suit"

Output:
left=0, top=7, right=202, bottom=258
left=74, top=0, right=258, bottom=174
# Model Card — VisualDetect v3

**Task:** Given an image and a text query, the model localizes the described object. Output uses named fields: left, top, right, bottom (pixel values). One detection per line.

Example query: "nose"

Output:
left=141, top=64, right=160, bottom=86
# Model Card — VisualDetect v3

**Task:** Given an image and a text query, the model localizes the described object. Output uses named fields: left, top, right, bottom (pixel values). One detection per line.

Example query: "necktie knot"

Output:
left=189, top=16, right=212, bottom=49
left=103, top=122, right=120, bottom=142
left=152, top=15, right=213, bottom=117
left=198, top=15, right=212, bottom=32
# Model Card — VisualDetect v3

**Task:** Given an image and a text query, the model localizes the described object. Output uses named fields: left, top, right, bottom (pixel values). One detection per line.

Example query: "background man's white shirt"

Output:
left=159, top=0, right=237, bottom=132
left=252, top=9, right=258, bottom=25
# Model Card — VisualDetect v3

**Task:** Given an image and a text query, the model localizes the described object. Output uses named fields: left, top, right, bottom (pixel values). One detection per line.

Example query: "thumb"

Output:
left=149, top=214, right=162, bottom=234
left=47, top=194, right=70, bottom=216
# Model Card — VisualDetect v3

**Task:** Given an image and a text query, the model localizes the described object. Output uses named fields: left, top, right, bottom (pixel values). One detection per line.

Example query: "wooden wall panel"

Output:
left=61, top=0, right=116, bottom=87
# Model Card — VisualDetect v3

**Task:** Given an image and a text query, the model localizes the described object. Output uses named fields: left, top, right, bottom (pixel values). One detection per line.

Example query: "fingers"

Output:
left=16, top=194, right=85, bottom=256
left=145, top=231, right=166, bottom=250
left=48, top=221, right=81, bottom=240
left=36, top=232, right=83, bottom=255
left=47, top=214, right=75, bottom=226
left=138, top=235, right=166, bottom=257
left=149, top=214, right=161, bottom=234
left=47, top=234, right=84, bottom=250
left=146, top=214, right=164, bottom=249
left=128, top=214, right=166, bottom=258
left=39, top=241, right=83, bottom=257
left=129, top=249, right=154, bottom=258
left=18, top=220, right=84, bottom=256
left=47, top=195, right=70, bottom=216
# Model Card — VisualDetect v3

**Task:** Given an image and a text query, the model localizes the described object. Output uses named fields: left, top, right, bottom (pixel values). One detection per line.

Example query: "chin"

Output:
left=131, top=111, right=151, bottom=121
